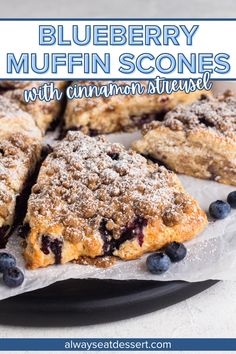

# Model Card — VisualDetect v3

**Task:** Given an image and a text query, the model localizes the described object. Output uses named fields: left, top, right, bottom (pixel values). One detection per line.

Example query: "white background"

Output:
left=0, top=0, right=235, bottom=19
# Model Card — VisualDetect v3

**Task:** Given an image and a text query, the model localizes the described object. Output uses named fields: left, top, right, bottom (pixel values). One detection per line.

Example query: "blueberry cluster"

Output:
left=0, top=253, right=24, bottom=288
left=146, top=242, right=187, bottom=275
left=209, top=191, right=236, bottom=220
left=146, top=191, right=236, bottom=275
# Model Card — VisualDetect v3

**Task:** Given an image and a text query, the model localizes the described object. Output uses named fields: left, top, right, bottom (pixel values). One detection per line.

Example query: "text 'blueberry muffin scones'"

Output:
left=133, top=91, right=236, bottom=186
left=0, top=96, right=42, bottom=245
left=0, top=81, right=31, bottom=89
left=64, top=81, right=210, bottom=135
left=0, top=80, right=67, bottom=133
left=23, top=131, right=207, bottom=269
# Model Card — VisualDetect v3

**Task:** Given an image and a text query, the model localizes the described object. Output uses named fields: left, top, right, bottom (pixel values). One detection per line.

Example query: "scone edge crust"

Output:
left=133, top=92, right=236, bottom=186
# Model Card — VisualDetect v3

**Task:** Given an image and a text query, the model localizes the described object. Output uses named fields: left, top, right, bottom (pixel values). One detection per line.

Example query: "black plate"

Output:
left=0, top=279, right=218, bottom=327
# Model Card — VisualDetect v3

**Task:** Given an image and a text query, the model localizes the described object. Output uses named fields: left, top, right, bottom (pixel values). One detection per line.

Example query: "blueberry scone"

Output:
left=1, top=80, right=67, bottom=133
left=23, top=131, right=207, bottom=269
left=133, top=92, right=236, bottom=186
left=0, top=81, right=31, bottom=89
left=64, top=81, right=210, bottom=135
left=0, top=96, right=42, bottom=244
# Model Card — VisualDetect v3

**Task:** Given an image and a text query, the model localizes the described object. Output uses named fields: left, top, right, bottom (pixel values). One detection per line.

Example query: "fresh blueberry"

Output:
left=227, top=191, right=236, bottom=209
left=3, top=267, right=24, bottom=288
left=146, top=252, right=170, bottom=274
left=165, top=242, right=187, bottom=262
left=107, top=152, right=119, bottom=160
left=0, top=253, right=16, bottom=273
left=209, top=200, right=231, bottom=219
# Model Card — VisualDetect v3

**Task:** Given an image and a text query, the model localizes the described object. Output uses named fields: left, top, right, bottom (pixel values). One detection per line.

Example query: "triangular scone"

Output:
left=0, top=96, right=42, bottom=244
left=1, top=80, right=67, bottom=133
left=64, top=81, right=211, bottom=135
left=133, top=92, right=236, bottom=186
left=23, top=131, right=207, bottom=269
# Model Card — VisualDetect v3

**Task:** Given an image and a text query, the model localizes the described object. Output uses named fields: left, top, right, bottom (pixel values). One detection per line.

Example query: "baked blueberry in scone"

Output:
left=0, top=96, right=42, bottom=245
left=23, top=131, right=207, bottom=269
left=0, top=80, right=67, bottom=133
left=64, top=81, right=211, bottom=135
left=133, top=91, right=236, bottom=186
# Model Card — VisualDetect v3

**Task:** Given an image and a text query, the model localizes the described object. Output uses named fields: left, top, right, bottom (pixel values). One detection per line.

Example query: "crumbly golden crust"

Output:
left=0, top=96, right=42, bottom=239
left=64, top=81, right=210, bottom=135
left=1, top=81, right=67, bottom=133
left=0, top=81, right=31, bottom=89
left=24, top=131, right=207, bottom=269
left=133, top=91, right=236, bottom=186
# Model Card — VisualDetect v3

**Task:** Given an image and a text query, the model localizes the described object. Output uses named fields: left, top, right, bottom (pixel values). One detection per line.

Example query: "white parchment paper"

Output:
left=0, top=131, right=236, bottom=301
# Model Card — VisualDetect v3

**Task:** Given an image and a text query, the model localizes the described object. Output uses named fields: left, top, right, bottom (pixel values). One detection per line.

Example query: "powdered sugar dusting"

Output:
left=0, top=96, right=42, bottom=228
left=144, top=91, right=236, bottom=141
left=27, top=131, right=194, bottom=243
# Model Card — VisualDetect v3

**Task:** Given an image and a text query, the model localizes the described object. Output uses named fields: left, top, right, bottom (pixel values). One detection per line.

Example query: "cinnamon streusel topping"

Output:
left=0, top=96, right=28, bottom=120
left=0, top=81, right=31, bottom=89
left=28, top=132, right=191, bottom=244
left=143, top=91, right=236, bottom=140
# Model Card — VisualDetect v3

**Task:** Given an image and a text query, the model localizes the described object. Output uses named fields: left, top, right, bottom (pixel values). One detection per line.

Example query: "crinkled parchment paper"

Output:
left=0, top=130, right=236, bottom=301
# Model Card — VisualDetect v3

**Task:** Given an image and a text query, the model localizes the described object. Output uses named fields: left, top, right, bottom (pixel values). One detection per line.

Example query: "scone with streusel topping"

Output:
left=0, top=80, right=67, bottom=133
left=0, top=96, right=42, bottom=245
left=133, top=91, right=236, bottom=186
left=23, top=131, right=207, bottom=269
left=0, top=81, right=31, bottom=89
left=64, top=81, right=210, bottom=135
